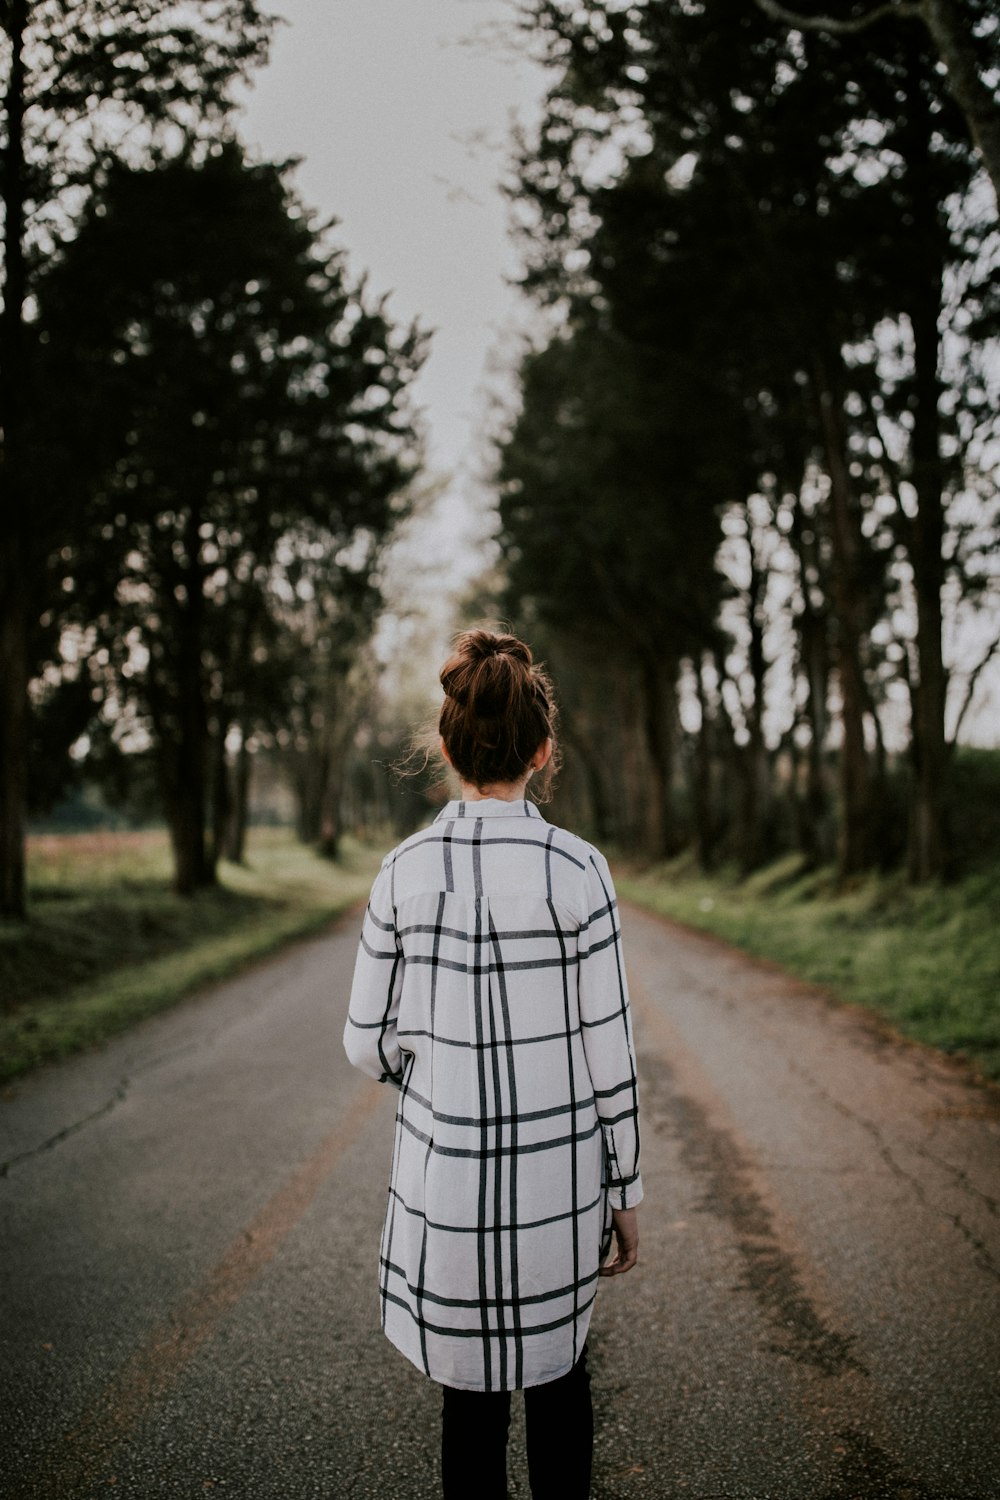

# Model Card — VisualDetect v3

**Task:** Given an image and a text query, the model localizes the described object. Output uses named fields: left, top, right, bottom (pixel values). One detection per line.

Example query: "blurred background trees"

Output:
left=1, top=1, right=422, bottom=909
left=34, top=146, right=421, bottom=892
left=496, top=0, right=999, bottom=882
left=2, top=0, right=278, bottom=911
left=3, top=0, right=997, bottom=915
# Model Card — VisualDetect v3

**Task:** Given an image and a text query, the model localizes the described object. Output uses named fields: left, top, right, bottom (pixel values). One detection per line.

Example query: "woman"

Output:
left=344, top=629, right=642, bottom=1499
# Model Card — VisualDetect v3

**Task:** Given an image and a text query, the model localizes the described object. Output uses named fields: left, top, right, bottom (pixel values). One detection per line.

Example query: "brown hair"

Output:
left=438, top=629, right=559, bottom=796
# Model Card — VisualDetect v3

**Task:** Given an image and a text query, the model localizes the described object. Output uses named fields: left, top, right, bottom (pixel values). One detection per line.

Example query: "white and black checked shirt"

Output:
left=344, top=798, right=643, bottom=1392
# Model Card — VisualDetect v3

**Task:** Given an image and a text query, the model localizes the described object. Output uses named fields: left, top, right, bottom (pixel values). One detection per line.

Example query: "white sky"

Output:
left=238, top=0, right=549, bottom=605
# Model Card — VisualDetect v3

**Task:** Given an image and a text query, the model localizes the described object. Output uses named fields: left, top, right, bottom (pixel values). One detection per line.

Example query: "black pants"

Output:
left=441, top=1347, right=593, bottom=1500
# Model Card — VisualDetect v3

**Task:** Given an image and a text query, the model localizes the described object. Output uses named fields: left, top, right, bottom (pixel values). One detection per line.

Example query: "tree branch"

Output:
left=921, top=0, right=1000, bottom=212
left=753, top=0, right=921, bottom=35
left=948, top=632, right=1000, bottom=750
left=755, top=0, right=1000, bottom=207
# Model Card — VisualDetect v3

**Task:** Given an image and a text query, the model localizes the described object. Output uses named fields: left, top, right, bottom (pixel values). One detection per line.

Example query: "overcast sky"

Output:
left=239, top=0, right=549, bottom=600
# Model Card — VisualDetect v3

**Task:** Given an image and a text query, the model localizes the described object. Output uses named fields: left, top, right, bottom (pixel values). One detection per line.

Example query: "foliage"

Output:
left=1, top=0, right=278, bottom=914
left=752, top=0, right=1000, bottom=207
left=2, top=0, right=274, bottom=241
left=497, top=0, right=999, bottom=878
left=501, top=323, right=731, bottom=650
left=31, top=144, right=424, bottom=892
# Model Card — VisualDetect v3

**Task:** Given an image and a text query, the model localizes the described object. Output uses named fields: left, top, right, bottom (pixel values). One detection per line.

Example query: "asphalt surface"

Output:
left=2, top=900, right=999, bottom=1499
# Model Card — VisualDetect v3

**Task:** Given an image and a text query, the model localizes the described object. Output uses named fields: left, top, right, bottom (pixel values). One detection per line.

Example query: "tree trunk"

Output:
left=563, top=720, right=612, bottom=843
left=148, top=646, right=215, bottom=896
left=224, top=732, right=252, bottom=864
left=0, top=0, right=29, bottom=918
left=740, top=524, right=772, bottom=873
left=0, top=552, right=28, bottom=918
left=210, top=726, right=232, bottom=873
left=789, top=495, right=834, bottom=868
left=811, top=350, right=874, bottom=879
left=639, top=653, right=676, bottom=859
left=800, top=620, right=835, bottom=869
left=902, top=55, right=950, bottom=882
left=317, top=758, right=342, bottom=860
left=293, top=747, right=325, bottom=845
left=691, top=656, right=716, bottom=871
left=164, top=770, right=214, bottom=896
left=613, top=671, right=649, bottom=850
left=168, top=533, right=215, bottom=894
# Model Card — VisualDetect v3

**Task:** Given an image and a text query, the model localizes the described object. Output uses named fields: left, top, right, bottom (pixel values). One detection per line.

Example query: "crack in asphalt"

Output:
left=918, top=1139, right=1000, bottom=1219
left=638, top=1051, right=864, bottom=1380
left=1, top=1036, right=205, bottom=1178
left=0, top=922, right=351, bottom=1183
left=630, top=910, right=1000, bottom=1227
left=1, top=1079, right=130, bottom=1178
left=785, top=1055, right=1000, bottom=1285
left=632, top=1050, right=940, bottom=1497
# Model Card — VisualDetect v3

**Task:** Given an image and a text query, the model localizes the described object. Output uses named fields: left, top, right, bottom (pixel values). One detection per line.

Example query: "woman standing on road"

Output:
left=344, top=628, right=643, bottom=1499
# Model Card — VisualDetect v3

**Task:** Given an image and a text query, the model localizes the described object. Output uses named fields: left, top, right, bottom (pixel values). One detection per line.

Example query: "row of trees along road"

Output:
left=497, top=0, right=999, bottom=882
left=1, top=3, right=424, bottom=912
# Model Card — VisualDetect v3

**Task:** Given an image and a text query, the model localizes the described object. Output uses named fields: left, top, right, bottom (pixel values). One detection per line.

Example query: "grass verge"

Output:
left=616, top=853, right=1000, bottom=1085
left=0, top=829, right=380, bottom=1085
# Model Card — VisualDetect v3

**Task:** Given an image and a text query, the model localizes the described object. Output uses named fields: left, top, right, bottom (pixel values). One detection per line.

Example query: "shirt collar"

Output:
left=434, top=798, right=545, bottom=822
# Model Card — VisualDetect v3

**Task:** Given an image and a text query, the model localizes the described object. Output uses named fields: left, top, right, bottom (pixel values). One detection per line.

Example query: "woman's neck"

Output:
left=457, top=779, right=529, bottom=803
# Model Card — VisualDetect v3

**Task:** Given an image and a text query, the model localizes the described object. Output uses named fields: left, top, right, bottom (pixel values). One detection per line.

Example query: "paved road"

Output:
left=2, top=901, right=999, bottom=1499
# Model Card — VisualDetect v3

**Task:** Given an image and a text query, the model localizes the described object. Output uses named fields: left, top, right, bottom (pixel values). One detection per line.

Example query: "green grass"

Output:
left=617, top=853, right=1000, bottom=1085
left=0, top=829, right=380, bottom=1084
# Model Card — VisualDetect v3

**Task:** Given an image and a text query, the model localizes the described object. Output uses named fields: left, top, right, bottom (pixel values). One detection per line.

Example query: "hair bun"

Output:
left=463, top=631, right=531, bottom=666
left=441, top=630, right=532, bottom=709
left=437, top=628, right=558, bottom=792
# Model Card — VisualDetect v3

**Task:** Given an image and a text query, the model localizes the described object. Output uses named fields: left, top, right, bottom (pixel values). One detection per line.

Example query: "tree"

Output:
left=753, top=0, right=1000, bottom=209
left=36, top=146, right=423, bottom=892
left=509, top=3, right=884, bottom=870
left=507, top=0, right=992, bottom=877
left=498, top=319, right=732, bottom=856
left=742, top=4, right=997, bottom=877
left=1, top=0, right=275, bottom=913
left=273, top=557, right=386, bottom=859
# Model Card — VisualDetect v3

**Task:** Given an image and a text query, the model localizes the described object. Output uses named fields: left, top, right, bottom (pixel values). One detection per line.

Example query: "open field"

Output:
left=617, top=853, right=1000, bottom=1085
left=0, top=829, right=380, bottom=1085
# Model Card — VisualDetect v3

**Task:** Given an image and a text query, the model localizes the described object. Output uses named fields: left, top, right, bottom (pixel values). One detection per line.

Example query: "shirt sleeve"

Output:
left=343, top=858, right=405, bottom=1087
left=578, top=849, right=643, bottom=1210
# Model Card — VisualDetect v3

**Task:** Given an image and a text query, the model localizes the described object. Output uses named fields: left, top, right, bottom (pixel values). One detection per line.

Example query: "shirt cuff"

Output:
left=607, top=1173, right=643, bottom=1210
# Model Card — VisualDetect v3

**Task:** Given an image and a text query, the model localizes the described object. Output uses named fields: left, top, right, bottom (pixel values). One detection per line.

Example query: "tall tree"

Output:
left=498, top=320, right=731, bottom=856
left=0, top=0, right=274, bottom=912
left=753, top=2, right=993, bottom=876
left=35, top=147, right=423, bottom=892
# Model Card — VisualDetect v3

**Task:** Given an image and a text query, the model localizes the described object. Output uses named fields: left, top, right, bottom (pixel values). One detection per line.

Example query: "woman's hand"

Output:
left=599, top=1206, right=639, bottom=1276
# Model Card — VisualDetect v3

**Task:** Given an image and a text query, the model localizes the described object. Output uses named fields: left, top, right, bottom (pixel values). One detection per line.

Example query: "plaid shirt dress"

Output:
left=344, top=798, right=643, bottom=1392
